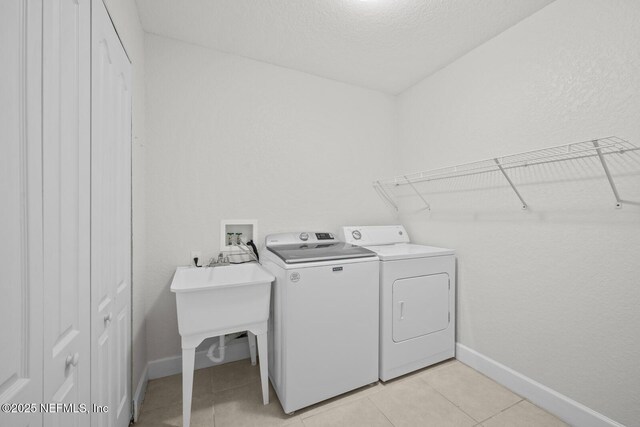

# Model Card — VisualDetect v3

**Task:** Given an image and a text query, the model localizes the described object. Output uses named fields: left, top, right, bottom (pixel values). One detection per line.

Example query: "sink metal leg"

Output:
left=182, top=346, right=196, bottom=427
left=248, top=332, right=257, bottom=366
left=256, top=333, right=269, bottom=405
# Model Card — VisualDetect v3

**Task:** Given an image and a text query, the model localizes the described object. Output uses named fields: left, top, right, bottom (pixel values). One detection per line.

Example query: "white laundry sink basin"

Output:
left=170, top=264, right=275, bottom=337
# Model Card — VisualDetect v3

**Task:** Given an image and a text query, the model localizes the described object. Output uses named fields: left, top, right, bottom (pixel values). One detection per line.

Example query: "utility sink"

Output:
left=171, top=263, right=275, bottom=427
left=171, top=263, right=275, bottom=337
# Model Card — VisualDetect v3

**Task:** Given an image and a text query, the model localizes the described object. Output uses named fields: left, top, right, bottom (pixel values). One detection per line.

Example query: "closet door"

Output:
left=91, top=0, right=133, bottom=426
left=41, top=0, right=92, bottom=426
left=0, top=1, right=44, bottom=426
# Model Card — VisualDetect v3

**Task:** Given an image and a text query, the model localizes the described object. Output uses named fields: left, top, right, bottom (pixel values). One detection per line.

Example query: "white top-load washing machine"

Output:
left=340, top=225, right=456, bottom=381
left=260, top=232, right=379, bottom=414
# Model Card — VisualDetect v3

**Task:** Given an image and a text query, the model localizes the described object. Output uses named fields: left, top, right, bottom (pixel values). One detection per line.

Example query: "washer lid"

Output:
left=364, top=243, right=454, bottom=261
left=267, top=242, right=377, bottom=264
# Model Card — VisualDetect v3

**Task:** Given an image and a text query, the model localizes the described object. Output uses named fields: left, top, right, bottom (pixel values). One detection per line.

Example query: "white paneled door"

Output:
left=91, top=1, right=133, bottom=426
left=42, top=1, right=92, bottom=426
left=0, top=1, right=44, bottom=426
left=2, top=0, right=132, bottom=425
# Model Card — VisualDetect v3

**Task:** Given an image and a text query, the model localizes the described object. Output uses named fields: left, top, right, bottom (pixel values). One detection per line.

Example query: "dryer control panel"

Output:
left=340, top=225, right=410, bottom=246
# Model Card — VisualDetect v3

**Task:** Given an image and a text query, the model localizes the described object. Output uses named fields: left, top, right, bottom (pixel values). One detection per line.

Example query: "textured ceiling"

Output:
left=135, top=0, right=554, bottom=94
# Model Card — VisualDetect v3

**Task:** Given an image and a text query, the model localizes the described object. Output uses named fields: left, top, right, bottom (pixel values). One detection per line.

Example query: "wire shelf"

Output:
left=374, top=136, right=640, bottom=212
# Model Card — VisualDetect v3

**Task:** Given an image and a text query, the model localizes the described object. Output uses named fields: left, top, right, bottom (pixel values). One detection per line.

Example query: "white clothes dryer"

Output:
left=341, top=225, right=456, bottom=381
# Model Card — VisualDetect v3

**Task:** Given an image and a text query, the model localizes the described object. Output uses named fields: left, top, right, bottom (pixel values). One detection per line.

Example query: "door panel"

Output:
left=94, top=330, right=111, bottom=427
left=42, top=0, right=92, bottom=421
left=91, top=0, right=132, bottom=425
left=286, top=262, right=379, bottom=410
left=392, top=274, right=450, bottom=343
left=0, top=1, right=43, bottom=426
left=115, top=306, right=129, bottom=418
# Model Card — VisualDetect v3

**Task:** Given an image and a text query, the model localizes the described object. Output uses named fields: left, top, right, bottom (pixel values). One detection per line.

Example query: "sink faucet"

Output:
left=208, top=253, right=230, bottom=267
left=233, top=238, right=259, bottom=263
left=208, top=238, right=258, bottom=267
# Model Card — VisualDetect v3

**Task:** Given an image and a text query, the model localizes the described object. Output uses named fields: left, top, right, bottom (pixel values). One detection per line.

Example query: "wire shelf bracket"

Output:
left=374, top=180, right=399, bottom=212
left=493, top=158, right=528, bottom=210
left=404, top=175, right=431, bottom=211
left=593, top=140, right=622, bottom=208
left=373, top=136, right=640, bottom=212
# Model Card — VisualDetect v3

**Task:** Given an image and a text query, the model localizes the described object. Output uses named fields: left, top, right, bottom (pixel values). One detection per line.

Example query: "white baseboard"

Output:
left=132, top=364, right=148, bottom=422
left=455, top=343, right=624, bottom=427
left=147, top=337, right=251, bottom=380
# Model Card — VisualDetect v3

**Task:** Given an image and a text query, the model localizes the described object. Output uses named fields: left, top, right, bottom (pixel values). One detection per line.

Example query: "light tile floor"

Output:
left=135, top=359, right=569, bottom=427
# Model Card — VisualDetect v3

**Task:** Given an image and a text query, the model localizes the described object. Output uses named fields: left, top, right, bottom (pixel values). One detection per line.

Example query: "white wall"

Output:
left=102, top=0, right=147, bottom=395
left=144, top=34, right=398, bottom=361
left=396, top=1, right=640, bottom=425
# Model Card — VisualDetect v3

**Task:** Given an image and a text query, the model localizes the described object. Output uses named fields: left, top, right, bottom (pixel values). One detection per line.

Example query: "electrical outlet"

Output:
left=190, top=251, right=202, bottom=267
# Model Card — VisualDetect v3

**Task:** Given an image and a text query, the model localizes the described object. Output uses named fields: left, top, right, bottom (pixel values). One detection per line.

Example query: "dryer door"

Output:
left=392, top=273, right=450, bottom=342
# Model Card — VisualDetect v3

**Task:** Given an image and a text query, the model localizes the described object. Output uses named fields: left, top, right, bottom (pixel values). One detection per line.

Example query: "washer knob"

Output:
left=299, top=232, right=309, bottom=241
left=352, top=230, right=362, bottom=240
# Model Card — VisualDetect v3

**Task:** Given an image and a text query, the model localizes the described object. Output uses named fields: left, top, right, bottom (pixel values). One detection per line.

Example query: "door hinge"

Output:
left=448, top=312, right=451, bottom=323
left=448, top=279, right=450, bottom=290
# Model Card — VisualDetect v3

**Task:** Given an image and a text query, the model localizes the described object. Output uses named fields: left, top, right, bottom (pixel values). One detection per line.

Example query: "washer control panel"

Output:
left=265, top=232, right=337, bottom=247
left=315, top=232, right=334, bottom=240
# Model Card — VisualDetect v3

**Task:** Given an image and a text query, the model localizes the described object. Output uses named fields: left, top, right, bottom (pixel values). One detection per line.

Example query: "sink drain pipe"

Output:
left=206, top=332, right=244, bottom=363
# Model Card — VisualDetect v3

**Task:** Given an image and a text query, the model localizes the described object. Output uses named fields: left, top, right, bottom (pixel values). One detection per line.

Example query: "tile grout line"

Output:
left=297, top=383, right=384, bottom=420
left=415, top=373, right=487, bottom=424
left=208, top=367, right=261, bottom=427
left=418, top=362, right=527, bottom=425
left=215, top=362, right=455, bottom=425
left=476, top=398, right=524, bottom=424
left=212, top=378, right=262, bottom=395
left=366, top=395, right=398, bottom=426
